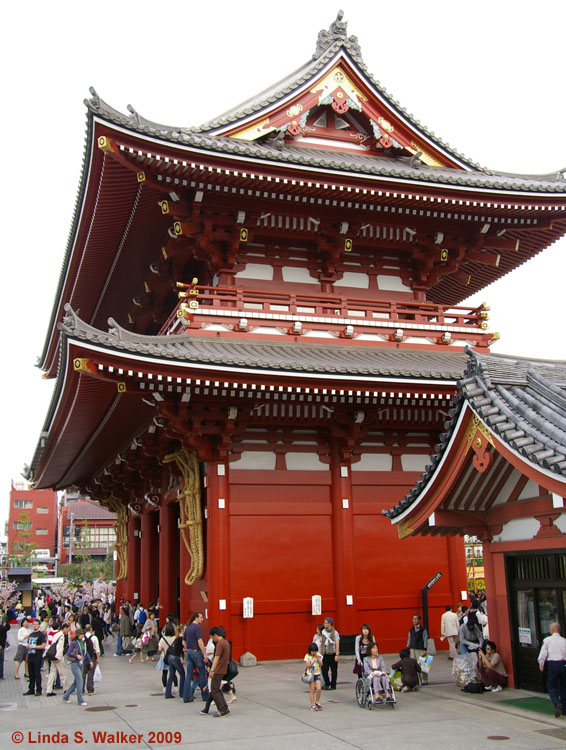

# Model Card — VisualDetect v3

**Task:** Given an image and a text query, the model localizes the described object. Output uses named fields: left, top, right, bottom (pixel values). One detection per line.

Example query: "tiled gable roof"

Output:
left=384, top=349, right=566, bottom=519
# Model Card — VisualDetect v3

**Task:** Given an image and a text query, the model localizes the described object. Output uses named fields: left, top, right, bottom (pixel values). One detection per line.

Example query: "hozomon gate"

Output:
left=29, top=14, right=566, bottom=659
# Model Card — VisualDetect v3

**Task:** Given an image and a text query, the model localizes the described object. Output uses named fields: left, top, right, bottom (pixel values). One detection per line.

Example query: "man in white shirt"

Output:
left=538, top=621, right=566, bottom=717
left=45, top=623, right=69, bottom=696
left=440, top=606, right=460, bottom=659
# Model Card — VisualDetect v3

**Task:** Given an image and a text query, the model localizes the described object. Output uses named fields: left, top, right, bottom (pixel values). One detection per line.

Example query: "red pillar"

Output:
left=206, top=453, right=231, bottom=630
left=140, top=510, right=158, bottom=608
left=329, top=440, right=357, bottom=634
left=126, top=514, right=141, bottom=603
left=159, top=501, right=177, bottom=626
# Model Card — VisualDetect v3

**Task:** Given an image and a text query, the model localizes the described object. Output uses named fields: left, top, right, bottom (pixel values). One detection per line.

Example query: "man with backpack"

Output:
left=45, top=622, right=69, bottom=696
left=83, top=624, right=100, bottom=696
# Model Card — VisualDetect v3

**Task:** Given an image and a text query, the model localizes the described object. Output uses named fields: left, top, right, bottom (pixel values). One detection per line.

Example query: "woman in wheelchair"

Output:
left=363, top=643, right=393, bottom=704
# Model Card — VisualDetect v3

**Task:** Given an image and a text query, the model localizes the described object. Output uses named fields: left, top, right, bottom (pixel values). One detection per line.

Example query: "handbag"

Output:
left=225, top=660, right=239, bottom=681
left=301, top=671, right=313, bottom=684
left=353, top=662, right=362, bottom=676
left=94, top=665, right=102, bottom=683
left=141, top=631, right=151, bottom=646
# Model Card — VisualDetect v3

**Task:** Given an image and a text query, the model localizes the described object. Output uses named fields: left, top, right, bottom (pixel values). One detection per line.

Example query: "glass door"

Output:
left=513, top=589, right=543, bottom=691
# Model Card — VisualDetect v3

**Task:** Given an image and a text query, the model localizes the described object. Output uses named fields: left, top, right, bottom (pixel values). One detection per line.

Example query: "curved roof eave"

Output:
left=37, top=107, right=99, bottom=374
left=384, top=349, right=566, bottom=522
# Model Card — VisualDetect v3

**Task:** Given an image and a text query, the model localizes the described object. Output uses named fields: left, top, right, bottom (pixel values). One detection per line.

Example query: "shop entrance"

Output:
left=507, top=551, right=566, bottom=692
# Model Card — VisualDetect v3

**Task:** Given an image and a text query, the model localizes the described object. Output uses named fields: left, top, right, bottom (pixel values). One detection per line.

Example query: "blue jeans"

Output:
left=63, top=662, right=85, bottom=704
left=547, top=661, right=566, bottom=708
left=116, top=634, right=123, bottom=655
left=183, top=650, right=209, bottom=701
left=166, top=656, right=185, bottom=699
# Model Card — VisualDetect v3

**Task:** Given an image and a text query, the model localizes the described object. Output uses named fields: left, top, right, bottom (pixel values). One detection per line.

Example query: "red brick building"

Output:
left=8, top=483, right=58, bottom=559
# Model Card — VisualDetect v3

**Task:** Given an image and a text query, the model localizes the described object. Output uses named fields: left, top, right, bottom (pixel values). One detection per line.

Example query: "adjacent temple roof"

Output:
left=384, top=349, right=566, bottom=519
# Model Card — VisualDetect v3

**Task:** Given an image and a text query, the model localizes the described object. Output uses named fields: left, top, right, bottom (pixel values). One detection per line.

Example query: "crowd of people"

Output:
left=5, top=589, right=113, bottom=704
left=2, top=586, right=565, bottom=719
left=115, top=602, right=236, bottom=717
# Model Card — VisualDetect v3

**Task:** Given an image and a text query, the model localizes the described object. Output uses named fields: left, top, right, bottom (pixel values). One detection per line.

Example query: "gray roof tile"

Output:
left=59, top=305, right=467, bottom=381
left=384, top=348, right=566, bottom=518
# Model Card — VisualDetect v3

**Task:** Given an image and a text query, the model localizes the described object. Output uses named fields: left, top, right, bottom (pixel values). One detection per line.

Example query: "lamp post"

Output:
left=68, top=513, right=74, bottom=566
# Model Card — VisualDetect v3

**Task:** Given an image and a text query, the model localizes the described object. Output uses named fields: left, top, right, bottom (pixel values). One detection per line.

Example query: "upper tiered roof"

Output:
left=38, top=12, right=566, bottom=380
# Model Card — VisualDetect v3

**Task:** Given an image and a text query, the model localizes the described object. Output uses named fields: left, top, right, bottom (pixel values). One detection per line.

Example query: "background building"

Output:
left=58, top=494, right=116, bottom=567
left=8, top=483, right=58, bottom=562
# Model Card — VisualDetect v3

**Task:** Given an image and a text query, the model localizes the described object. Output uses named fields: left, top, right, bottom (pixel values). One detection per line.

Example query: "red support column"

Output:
left=126, top=514, right=141, bottom=604
left=329, top=440, right=357, bottom=634
left=206, top=451, right=231, bottom=630
left=140, top=510, right=159, bottom=608
left=159, top=501, right=177, bottom=626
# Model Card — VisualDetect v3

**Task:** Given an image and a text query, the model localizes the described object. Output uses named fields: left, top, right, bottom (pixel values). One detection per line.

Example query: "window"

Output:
left=36, top=529, right=48, bottom=535
left=36, top=507, right=49, bottom=514
left=14, top=500, right=33, bottom=509
left=13, top=521, right=32, bottom=530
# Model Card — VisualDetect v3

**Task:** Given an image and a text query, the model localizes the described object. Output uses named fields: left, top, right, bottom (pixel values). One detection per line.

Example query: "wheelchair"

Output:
left=355, top=674, right=396, bottom=709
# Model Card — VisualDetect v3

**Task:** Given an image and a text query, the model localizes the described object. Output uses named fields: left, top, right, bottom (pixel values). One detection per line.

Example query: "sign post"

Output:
left=243, top=597, right=254, bottom=655
left=421, top=572, right=443, bottom=634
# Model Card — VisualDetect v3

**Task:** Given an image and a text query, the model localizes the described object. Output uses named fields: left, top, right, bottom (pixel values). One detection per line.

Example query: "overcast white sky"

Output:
left=1, top=0, right=565, bottom=529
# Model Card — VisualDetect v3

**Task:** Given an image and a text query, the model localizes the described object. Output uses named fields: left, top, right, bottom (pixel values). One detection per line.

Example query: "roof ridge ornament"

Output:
left=313, top=10, right=362, bottom=61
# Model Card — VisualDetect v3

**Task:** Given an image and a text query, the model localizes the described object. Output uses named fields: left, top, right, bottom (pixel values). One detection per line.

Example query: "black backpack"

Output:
left=84, top=635, right=96, bottom=662
left=45, top=633, right=62, bottom=662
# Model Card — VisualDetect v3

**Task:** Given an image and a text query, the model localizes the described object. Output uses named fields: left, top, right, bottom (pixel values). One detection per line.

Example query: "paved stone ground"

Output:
left=1, top=630, right=565, bottom=749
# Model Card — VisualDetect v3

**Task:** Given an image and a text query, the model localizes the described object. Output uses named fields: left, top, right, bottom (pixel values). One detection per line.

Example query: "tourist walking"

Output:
left=206, top=626, right=230, bottom=717
left=183, top=612, right=209, bottom=703
left=83, top=625, right=100, bottom=696
left=440, top=605, right=460, bottom=659
left=45, top=622, right=69, bottom=696
left=304, top=643, right=323, bottom=711
left=162, top=624, right=184, bottom=699
left=62, top=629, right=91, bottom=706
left=538, top=621, right=566, bottom=717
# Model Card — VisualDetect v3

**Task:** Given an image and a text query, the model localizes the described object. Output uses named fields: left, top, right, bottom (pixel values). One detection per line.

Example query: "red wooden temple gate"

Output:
left=29, top=14, right=566, bottom=659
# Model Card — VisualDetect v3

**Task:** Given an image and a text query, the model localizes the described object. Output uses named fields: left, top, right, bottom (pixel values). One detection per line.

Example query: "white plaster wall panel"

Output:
left=230, top=452, right=277, bottom=470
left=281, top=267, right=318, bottom=284
left=401, top=454, right=431, bottom=472
left=285, top=453, right=329, bottom=471
left=376, top=275, right=412, bottom=292
left=235, top=263, right=274, bottom=280
left=492, top=517, right=541, bottom=543
left=553, top=513, right=566, bottom=534
left=334, top=272, right=370, bottom=288
left=303, top=331, right=337, bottom=338
left=201, top=324, right=233, bottom=332
left=491, top=468, right=522, bottom=507
left=518, top=479, right=541, bottom=501
left=250, top=327, right=285, bottom=335
left=352, top=454, right=393, bottom=471
left=357, top=334, right=388, bottom=341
